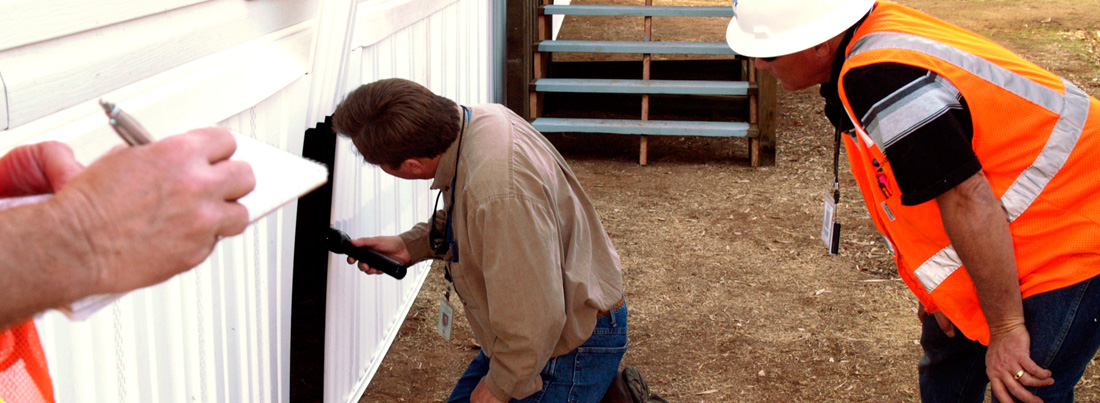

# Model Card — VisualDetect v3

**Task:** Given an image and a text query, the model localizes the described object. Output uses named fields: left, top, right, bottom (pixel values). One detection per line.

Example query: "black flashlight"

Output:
left=324, top=227, right=408, bottom=279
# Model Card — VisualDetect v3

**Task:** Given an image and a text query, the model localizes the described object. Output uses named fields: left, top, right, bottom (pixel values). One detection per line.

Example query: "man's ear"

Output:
left=814, top=32, right=845, bottom=60
left=813, top=41, right=833, bottom=60
left=400, top=158, right=426, bottom=175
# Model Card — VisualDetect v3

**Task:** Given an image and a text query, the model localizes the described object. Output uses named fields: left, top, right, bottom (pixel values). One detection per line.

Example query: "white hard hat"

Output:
left=726, top=0, right=875, bottom=58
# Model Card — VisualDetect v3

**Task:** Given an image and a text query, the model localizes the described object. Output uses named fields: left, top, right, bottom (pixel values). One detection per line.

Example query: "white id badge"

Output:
left=437, top=288, right=454, bottom=341
left=821, top=196, right=841, bottom=255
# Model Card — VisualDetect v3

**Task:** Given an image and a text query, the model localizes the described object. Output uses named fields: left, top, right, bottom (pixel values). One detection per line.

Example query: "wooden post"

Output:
left=640, top=0, right=653, bottom=166
left=755, top=66, right=778, bottom=166
left=531, top=0, right=553, bottom=120
left=503, top=1, right=537, bottom=121
left=748, top=62, right=759, bottom=167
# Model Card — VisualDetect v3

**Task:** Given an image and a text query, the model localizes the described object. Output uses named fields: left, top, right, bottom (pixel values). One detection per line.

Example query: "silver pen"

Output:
left=98, top=99, right=154, bottom=146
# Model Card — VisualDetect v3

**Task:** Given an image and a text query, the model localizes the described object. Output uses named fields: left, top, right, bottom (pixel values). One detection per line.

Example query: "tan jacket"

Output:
left=399, top=104, right=624, bottom=401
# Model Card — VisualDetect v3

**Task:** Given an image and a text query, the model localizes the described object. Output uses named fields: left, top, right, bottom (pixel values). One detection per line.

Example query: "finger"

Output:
left=35, top=141, right=84, bottom=190
left=1017, top=370, right=1056, bottom=388
left=1022, top=360, right=1053, bottom=381
left=210, top=160, right=256, bottom=201
left=181, top=127, right=238, bottom=163
left=1005, top=377, right=1044, bottom=403
left=214, top=201, right=251, bottom=237
left=350, top=237, right=372, bottom=247
left=990, top=380, right=1012, bottom=403
left=0, top=142, right=82, bottom=196
left=347, top=256, right=358, bottom=265
left=357, top=262, right=381, bottom=275
left=934, top=312, right=956, bottom=337
left=991, top=378, right=1042, bottom=403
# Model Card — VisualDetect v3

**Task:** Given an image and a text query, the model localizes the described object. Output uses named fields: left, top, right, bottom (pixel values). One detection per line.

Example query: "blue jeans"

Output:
left=918, top=274, right=1100, bottom=403
left=447, top=302, right=628, bottom=403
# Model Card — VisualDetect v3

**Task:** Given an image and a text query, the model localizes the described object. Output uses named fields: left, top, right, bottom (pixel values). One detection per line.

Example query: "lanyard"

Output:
left=831, top=126, right=842, bottom=205
left=441, top=106, right=469, bottom=281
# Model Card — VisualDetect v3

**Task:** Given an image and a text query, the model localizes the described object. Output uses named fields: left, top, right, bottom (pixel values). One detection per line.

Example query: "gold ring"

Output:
left=1013, top=370, right=1025, bottom=380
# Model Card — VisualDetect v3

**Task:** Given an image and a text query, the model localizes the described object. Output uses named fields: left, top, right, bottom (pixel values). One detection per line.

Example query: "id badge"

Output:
left=437, top=286, right=454, bottom=341
left=821, top=196, right=841, bottom=255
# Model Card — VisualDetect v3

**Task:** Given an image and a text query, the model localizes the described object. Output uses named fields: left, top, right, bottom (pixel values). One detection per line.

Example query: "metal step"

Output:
left=539, top=40, right=736, bottom=55
left=535, top=78, right=754, bottom=96
left=542, top=5, right=733, bottom=17
left=533, top=118, right=754, bottom=138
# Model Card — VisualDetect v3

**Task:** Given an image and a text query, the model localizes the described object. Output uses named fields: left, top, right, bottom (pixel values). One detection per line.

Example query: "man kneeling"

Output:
left=333, top=78, right=628, bottom=403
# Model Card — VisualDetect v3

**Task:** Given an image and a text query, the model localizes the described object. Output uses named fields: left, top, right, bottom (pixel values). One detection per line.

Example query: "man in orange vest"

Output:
left=0, top=128, right=256, bottom=402
left=727, top=1, right=1100, bottom=402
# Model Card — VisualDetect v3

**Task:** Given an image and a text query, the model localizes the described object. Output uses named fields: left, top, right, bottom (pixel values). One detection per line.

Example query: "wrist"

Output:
left=987, top=317, right=1027, bottom=340
left=43, top=190, right=106, bottom=299
left=483, top=374, right=511, bottom=403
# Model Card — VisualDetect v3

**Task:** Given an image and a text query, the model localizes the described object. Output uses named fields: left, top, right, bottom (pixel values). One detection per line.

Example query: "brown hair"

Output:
left=332, top=78, right=459, bottom=167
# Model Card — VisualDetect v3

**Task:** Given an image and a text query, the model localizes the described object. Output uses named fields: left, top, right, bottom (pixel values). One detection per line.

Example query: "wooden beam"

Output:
left=755, top=65, right=778, bottom=166
left=640, top=0, right=652, bottom=166
left=747, top=59, right=758, bottom=167
left=542, top=5, right=733, bottom=17
left=503, top=1, right=536, bottom=121
left=532, top=0, right=552, bottom=119
left=538, top=40, right=736, bottom=55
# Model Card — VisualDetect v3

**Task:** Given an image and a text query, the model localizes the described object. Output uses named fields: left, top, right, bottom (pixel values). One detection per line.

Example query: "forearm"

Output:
left=482, top=253, right=566, bottom=400
left=484, top=307, right=566, bottom=400
left=936, top=172, right=1024, bottom=335
left=477, top=204, right=566, bottom=401
left=0, top=200, right=94, bottom=329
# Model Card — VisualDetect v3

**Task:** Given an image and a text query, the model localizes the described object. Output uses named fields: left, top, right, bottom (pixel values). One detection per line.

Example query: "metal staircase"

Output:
left=504, top=1, right=777, bottom=166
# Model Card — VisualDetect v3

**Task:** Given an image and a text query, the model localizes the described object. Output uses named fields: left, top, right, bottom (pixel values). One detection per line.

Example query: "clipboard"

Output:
left=25, top=131, right=328, bottom=320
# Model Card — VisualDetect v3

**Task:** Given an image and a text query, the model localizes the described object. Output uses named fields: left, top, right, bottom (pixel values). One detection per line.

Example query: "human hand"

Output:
left=346, top=235, right=410, bottom=275
left=917, top=303, right=956, bottom=338
left=0, top=141, right=84, bottom=197
left=52, top=127, right=255, bottom=295
left=987, top=324, right=1053, bottom=403
left=470, top=378, right=505, bottom=403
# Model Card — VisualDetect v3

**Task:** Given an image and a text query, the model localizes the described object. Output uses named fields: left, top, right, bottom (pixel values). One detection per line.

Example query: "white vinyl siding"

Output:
left=1, top=0, right=497, bottom=401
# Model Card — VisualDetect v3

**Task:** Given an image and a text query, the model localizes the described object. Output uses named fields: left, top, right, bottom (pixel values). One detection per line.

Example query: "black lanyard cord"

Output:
left=441, top=106, right=469, bottom=281
left=832, top=127, right=842, bottom=204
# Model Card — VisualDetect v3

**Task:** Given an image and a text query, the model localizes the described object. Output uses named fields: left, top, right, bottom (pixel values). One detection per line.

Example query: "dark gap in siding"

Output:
left=290, top=115, right=336, bottom=403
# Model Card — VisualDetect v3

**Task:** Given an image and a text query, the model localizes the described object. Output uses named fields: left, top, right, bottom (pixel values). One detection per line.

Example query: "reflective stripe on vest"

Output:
left=849, top=32, right=1092, bottom=293
left=861, top=72, right=963, bottom=151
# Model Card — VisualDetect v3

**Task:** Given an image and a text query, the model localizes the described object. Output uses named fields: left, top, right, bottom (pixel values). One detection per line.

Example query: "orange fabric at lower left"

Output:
left=0, top=321, right=54, bottom=403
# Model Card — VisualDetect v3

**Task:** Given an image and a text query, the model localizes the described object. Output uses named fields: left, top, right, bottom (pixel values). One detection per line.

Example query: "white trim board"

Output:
left=0, top=0, right=215, bottom=52
left=1, top=70, right=7, bottom=130
left=0, top=22, right=313, bottom=164
left=0, top=0, right=317, bottom=130
left=353, top=0, right=459, bottom=48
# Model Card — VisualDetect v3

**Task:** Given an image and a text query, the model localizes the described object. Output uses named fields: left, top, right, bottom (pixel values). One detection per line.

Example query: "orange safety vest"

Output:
left=836, top=1, right=1100, bottom=344
left=0, top=321, right=54, bottom=403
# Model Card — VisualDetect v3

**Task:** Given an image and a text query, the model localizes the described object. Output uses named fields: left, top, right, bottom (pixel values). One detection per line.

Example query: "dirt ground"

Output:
left=359, top=1, right=1100, bottom=402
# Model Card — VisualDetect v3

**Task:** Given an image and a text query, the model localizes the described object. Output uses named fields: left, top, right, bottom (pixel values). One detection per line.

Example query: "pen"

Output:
left=0, top=100, right=154, bottom=210
left=98, top=99, right=154, bottom=146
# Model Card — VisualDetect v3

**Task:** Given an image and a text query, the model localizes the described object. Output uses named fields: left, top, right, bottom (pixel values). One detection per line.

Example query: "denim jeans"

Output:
left=918, top=274, right=1100, bottom=403
left=447, top=302, right=628, bottom=403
